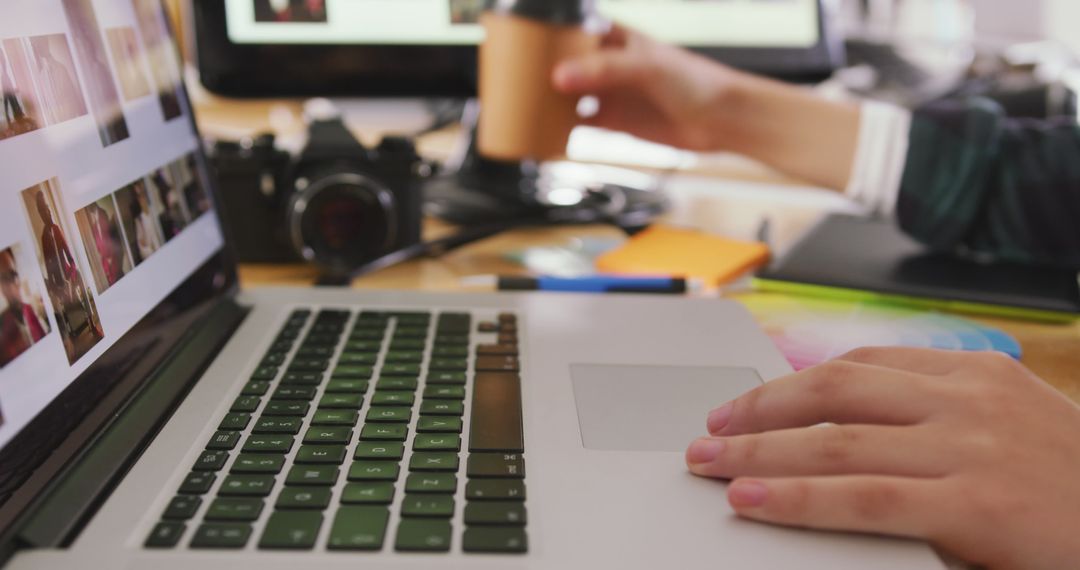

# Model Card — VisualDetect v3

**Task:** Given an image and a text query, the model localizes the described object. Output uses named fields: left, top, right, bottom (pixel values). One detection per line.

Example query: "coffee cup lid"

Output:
left=489, top=0, right=596, bottom=24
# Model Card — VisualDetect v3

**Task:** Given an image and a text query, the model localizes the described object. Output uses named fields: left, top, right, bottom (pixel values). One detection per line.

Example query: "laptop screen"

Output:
left=0, top=0, right=226, bottom=453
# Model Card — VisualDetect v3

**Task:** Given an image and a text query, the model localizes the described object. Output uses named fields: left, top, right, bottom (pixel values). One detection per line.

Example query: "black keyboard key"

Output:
left=178, top=472, right=216, bottom=495
left=353, top=442, right=404, bottom=460
left=423, top=385, right=466, bottom=400
left=382, top=363, right=421, bottom=377
left=145, top=522, right=186, bottom=548
left=405, top=473, right=457, bottom=494
left=282, top=372, right=322, bottom=385
left=464, top=502, right=527, bottom=526
left=259, top=511, right=323, bottom=550
left=297, top=346, right=334, bottom=359
left=242, top=435, right=295, bottom=454
left=276, top=487, right=332, bottom=510
left=344, top=340, right=381, bottom=352
left=432, top=346, right=468, bottom=358
left=350, top=329, right=385, bottom=341
left=389, top=339, right=425, bottom=351
left=462, top=527, right=528, bottom=553
left=371, top=391, right=414, bottom=407
left=394, top=519, right=451, bottom=552
left=366, top=406, right=412, bottom=423
left=328, top=506, right=389, bottom=551
left=429, top=359, right=468, bottom=372
left=420, top=401, right=464, bottom=416
left=218, top=412, right=251, bottom=431
left=413, top=434, right=461, bottom=452
left=468, top=453, right=525, bottom=478
left=303, top=426, right=353, bottom=445
left=325, top=379, right=368, bottom=394
left=219, top=475, right=275, bottom=497
left=376, top=376, right=418, bottom=391
left=290, top=359, right=330, bottom=372
left=230, top=396, right=261, bottom=413
left=341, top=482, right=395, bottom=505
left=231, top=454, right=285, bottom=474
left=392, top=327, right=428, bottom=339
left=205, top=498, right=265, bottom=522
left=162, top=496, right=202, bottom=520
left=311, top=409, right=359, bottom=426
left=286, top=465, right=340, bottom=486
left=359, top=424, right=408, bottom=442
left=401, top=494, right=455, bottom=518
left=191, top=523, right=252, bottom=549
left=332, top=365, right=374, bottom=380
left=242, top=381, right=271, bottom=396
left=250, top=367, right=278, bottom=381
left=263, top=401, right=310, bottom=417
left=469, top=373, right=523, bottom=453
left=427, top=371, right=466, bottom=385
left=348, top=461, right=400, bottom=482
left=273, top=386, right=317, bottom=400
left=475, top=356, right=519, bottom=372
left=206, top=431, right=240, bottom=451
left=409, top=452, right=459, bottom=472
left=295, top=445, right=347, bottom=465
left=260, top=354, right=286, bottom=367
left=193, top=451, right=229, bottom=472
left=319, top=394, right=363, bottom=410
left=339, top=353, right=378, bottom=366
left=384, top=351, right=423, bottom=363
left=416, top=417, right=463, bottom=434
left=252, top=417, right=303, bottom=435
left=477, top=344, right=519, bottom=356
left=433, top=335, right=468, bottom=346
left=466, top=480, right=526, bottom=501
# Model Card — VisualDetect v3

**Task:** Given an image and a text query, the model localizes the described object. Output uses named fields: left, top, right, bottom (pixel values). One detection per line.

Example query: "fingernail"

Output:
left=553, top=63, right=582, bottom=88
left=728, top=480, right=769, bottom=508
left=707, top=403, right=734, bottom=434
left=686, top=438, right=726, bottom=465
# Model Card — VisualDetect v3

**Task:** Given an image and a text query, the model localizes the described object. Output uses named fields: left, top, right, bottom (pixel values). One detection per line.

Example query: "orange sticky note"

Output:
left=595, top=225, right=770, bottom=287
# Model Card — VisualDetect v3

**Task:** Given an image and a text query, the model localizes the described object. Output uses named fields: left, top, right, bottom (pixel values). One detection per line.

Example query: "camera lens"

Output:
left=288, top=173, right=397, bottom=272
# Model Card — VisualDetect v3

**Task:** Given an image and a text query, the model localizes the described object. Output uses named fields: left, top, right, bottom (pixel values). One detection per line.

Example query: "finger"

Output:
left=707, top=360, right=941, bottom=436
left=553, top=51, right=651, bottom=94
left=687, top=425, right=950, bottom=479
left=834, top=347, right=980, bottom=376
left=726, top=476, right=943, bottom=540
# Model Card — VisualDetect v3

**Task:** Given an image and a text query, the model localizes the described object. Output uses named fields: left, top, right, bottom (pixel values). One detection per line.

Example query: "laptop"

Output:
left=0, top=1, right=944, bottom=568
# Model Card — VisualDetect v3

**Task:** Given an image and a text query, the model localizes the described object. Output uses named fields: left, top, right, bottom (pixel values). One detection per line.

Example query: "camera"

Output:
left=211, top=119, right=425, bottom=277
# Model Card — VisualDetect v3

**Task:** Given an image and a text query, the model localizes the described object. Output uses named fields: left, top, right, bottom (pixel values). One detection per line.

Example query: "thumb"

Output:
left=552, top=51, right=649, bottom=94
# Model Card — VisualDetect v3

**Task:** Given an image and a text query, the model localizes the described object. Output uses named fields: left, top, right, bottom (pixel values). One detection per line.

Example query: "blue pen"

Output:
left=496, top=275, right=688, bottom=294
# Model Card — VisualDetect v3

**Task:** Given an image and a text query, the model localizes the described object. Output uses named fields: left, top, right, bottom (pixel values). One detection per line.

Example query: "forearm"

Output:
left=716, top=73, right=861, bottom=191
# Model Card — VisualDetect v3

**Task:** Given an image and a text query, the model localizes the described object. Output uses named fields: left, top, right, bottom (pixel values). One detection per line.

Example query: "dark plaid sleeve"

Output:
left=896, top=98, right=1080, bottom=268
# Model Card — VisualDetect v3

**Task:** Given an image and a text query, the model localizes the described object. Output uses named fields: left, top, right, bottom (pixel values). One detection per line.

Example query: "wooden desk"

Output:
left=196, top=100, right=1080, bottom=405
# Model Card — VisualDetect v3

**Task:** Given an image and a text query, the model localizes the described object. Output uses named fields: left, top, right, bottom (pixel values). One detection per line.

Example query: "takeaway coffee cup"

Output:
left=477, top=0, right=602, bottom=162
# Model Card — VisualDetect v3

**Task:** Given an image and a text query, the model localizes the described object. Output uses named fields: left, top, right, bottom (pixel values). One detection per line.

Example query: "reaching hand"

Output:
left=686, top=348, right=1080, bottom=570
left=552, top=26, right=743, bottom=152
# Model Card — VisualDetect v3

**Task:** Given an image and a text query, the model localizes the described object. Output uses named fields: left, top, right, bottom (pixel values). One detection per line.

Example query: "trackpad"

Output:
left=571, top=364, right=763, bottom=452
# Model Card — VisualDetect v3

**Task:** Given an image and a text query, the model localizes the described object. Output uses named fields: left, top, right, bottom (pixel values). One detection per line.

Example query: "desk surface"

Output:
left=197, top=98, right=1080, bottom=405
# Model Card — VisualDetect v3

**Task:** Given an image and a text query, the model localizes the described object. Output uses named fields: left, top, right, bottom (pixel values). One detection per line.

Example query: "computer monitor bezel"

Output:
left=193, top=0, right=843, bottom=98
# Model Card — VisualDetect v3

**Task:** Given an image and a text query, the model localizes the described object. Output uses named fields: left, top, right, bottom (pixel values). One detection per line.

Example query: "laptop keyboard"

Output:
left=144, top=309, right=527, bottom=554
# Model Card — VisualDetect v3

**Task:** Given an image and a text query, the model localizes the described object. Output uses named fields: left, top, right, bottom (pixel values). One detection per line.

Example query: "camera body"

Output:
left=212, top=119, right=424, bottom=276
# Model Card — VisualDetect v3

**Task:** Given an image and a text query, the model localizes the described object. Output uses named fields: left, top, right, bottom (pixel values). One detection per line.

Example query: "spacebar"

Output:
left=469, top=372, right=524, bottom=453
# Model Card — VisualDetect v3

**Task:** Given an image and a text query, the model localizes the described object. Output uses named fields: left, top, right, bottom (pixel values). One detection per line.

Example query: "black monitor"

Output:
left=193, top=0, right=844, bottom=98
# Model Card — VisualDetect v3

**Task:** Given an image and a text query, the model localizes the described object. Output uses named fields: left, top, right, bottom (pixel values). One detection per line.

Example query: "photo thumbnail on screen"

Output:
left=254, top=0, right=328, bottom=23
left=0, top=244, right=52, bottom=369
left=20, top=180, right=104, bottom=364
left=1, top=35, right=88, bottom=142
left=61, top=0, right=131, bottom=147
left=76, top=196, right=135, bottom=295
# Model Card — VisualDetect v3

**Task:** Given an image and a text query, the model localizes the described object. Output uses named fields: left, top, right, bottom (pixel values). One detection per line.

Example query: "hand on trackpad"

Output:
left=570, top=364, right=763, bottom=452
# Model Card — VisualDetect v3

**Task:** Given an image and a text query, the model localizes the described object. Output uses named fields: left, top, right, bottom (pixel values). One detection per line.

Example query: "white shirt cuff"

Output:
left=845, top=101, right=913, bottom=218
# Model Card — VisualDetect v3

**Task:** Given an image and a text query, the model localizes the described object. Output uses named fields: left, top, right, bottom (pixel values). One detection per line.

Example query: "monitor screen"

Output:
left=0, top=0, right=225, bottom=451
left=223, top=0, right=821, bottom=49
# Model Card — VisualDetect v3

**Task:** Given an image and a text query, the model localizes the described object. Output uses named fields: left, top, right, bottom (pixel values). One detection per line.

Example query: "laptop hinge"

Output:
left=12, top=298, right=249, bottom=551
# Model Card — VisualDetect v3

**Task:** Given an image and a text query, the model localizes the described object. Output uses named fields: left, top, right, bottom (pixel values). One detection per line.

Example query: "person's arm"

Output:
left=552, top=26, right=860, bottom=191
left=897, top=98, right=1080, bottom=268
